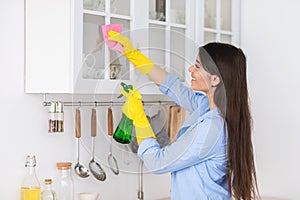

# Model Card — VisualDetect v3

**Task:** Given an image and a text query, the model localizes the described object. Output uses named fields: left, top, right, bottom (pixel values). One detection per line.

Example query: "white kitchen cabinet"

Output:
left=25, top=0, right=240, bottom=94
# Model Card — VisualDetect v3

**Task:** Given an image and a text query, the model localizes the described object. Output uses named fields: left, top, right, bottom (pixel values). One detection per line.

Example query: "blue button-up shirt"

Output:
left=138, top=74, right=232, bottom=200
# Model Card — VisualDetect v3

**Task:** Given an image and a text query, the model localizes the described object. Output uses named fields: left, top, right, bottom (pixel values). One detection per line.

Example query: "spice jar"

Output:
left=48, top=101, right=64, bottom=133
left=56, top=101, right=64, bottom=132
left=48, top=102, right=57, bottom=133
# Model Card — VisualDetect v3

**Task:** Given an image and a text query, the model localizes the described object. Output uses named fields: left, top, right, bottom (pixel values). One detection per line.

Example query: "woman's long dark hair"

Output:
left=199, top=43, right=259, bottom=200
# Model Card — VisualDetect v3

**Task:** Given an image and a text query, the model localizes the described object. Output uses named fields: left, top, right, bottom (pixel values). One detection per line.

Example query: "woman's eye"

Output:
left=194, top=64, right=201, bottom=69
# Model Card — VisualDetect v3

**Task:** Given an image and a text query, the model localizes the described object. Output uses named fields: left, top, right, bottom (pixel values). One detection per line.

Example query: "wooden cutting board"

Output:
left=168, top=105, right=185, bottom=142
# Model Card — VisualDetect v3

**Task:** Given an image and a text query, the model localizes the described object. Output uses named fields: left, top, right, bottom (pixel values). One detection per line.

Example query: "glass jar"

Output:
left=21, top=154, right=41, bottom=200
left=55, top=101, right=64, bottom=132
left=48, top=102, right=57, bottom=133
left=56, top=162, right=74, bottom=200
left=48, top=101, right=64, bottom=133
left=41, top=179, right=57, bottom=200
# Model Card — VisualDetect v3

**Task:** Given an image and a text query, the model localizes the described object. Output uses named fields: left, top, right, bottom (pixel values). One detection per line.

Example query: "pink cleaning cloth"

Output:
left=101, top=24, right=123, bottom=54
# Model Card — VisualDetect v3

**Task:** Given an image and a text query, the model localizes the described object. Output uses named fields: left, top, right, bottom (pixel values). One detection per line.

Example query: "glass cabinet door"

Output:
left=204, top=0, right=234, bottom=44
left=170, top=27, right=185, bottom=81
left=149, top=0, right=166, bottom=21
left=82, top=14, right=105, bottom=79
left=83, top=0, right=105, bottom=12
left=81, top=0, right=131, bottom=82
left=204, top=31, right=216, bottom=44
left=111, top=0, right=130, bottom=16
left=221, top=0, right=232, bottom=31
left=149, top=0, right=186, bottom=24
left=170, top=0, right=185, bottom=24
left=148, top=0, right=187, bottom=82
left=110, top=18, right=130, bottom=80
left=149, top=24, right=166, bottom=68
left=204, top=0, right=216, bottom=29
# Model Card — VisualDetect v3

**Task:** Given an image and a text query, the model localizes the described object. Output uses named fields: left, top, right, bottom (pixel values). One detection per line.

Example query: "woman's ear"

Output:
left=211, top=75, right=220, bottom=87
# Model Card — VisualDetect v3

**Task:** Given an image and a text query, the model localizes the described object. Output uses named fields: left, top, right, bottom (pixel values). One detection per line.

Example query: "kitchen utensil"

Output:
left=74, top=109, right=90, bottom=178
left=137, top=159, right=144, bottom=200
left=107, top=107, right=119, bottom=175
left=89, top=108, right=106, bottom=181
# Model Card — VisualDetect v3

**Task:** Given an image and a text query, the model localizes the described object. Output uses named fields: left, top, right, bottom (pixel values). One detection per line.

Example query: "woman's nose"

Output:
left=188, top=65, right=195, bottom=72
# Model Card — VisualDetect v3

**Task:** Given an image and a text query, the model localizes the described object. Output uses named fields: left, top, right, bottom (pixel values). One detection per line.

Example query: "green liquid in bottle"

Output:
left=113, top=114, right=133, bottom=144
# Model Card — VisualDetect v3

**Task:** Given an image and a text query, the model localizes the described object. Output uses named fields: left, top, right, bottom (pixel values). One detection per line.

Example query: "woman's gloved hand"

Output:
left=120, top=87, right=156, bottom=144
left=108, top=30, right=154, bottom=75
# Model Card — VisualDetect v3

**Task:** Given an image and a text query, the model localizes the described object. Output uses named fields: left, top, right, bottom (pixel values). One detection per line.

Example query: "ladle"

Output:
left=74, top=108, right=90, bottom=178
left=89, top=108, right=106, bottom=181
left=107, top=107, right=119, bottom=175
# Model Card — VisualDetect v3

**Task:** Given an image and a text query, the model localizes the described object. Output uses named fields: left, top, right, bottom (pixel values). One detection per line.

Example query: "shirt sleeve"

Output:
left=137, top=116, right=224, bottom=174
left=159, top=73, right=208, bottom=112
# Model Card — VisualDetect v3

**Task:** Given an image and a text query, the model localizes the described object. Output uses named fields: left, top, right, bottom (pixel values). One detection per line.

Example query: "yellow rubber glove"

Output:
left=108, top=30, right=154, bottom=75
left=120, top=87, right=156, bottom=144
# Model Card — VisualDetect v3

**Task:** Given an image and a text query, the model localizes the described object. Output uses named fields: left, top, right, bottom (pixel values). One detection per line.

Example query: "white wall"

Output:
left=0, top=0, right=170, bottom=199
left=241, top=0, right=300, bottom=199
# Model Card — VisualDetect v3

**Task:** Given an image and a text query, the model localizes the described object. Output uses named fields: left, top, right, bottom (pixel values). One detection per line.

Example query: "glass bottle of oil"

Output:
left=21, top=154, right=41, bottom=200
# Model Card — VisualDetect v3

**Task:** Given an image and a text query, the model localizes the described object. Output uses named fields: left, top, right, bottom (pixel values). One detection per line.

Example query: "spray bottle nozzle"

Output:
left=117, top=82, right=133, bottom=98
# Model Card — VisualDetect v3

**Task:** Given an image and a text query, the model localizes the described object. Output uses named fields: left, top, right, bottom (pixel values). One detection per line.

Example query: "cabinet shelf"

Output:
left=83, top=9, right=106, bottom=16
left=83, top=9, right=133, bottom=21
left=149, top=20, right=187, bottom=29
left=203, top=27, right=232, bottom=35
left=110, top=14, right=132, bottom=20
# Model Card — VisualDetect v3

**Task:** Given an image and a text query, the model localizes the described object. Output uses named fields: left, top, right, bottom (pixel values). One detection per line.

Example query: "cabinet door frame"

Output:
left=195, top=0, right=241, bottom=46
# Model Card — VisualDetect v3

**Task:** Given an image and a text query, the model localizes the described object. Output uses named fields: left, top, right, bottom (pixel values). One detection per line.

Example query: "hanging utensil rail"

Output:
left=43, top=100, right=174, bottom=107
left=43, top=93, right=175, bottom=107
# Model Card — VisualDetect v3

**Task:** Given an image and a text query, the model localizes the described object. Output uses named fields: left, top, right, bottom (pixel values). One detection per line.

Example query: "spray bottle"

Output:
left=113, top=82, right=134, bottom=144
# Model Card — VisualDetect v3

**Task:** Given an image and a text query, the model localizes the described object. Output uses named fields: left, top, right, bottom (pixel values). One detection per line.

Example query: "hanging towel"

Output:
left=168, top=105, right=185, bottom=143
left=129, top=110, right=170, bottom=153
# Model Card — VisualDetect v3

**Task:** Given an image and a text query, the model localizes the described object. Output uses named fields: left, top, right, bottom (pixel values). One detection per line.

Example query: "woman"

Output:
left=108, top=31, right=259, bottom=200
